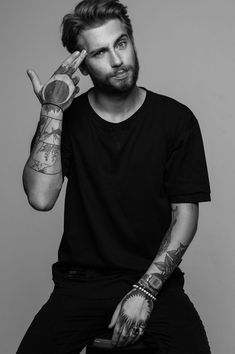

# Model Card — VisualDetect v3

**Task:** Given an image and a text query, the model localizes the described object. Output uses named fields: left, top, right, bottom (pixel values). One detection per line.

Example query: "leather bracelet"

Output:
left=42, top=102, right=64, bottom=113
left=133, top=284, right=157, bottom=301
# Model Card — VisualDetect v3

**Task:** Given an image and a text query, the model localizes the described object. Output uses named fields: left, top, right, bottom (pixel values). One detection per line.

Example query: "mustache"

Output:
left=111, top=66, right=132, bottom=77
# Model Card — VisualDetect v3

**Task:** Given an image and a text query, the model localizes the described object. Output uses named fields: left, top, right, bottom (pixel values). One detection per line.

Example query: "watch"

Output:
left=141, top=274, right=163, bottom=294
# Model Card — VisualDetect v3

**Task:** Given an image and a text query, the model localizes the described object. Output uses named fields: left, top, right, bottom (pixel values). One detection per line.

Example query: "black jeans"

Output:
left=16, top=270, right=211, bottom=354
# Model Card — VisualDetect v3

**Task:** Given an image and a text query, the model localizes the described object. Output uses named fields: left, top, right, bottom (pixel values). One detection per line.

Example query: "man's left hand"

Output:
left=108, top=288, right=154, bottom=347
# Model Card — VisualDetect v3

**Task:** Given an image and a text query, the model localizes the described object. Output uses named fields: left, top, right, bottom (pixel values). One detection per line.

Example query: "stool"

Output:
left=86, top=337, right=155, bottom=353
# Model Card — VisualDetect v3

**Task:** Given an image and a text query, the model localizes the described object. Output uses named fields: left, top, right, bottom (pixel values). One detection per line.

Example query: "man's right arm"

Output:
left=23, top=50, right=87, bottom=211
left=23, top=104, right=64, bottom=211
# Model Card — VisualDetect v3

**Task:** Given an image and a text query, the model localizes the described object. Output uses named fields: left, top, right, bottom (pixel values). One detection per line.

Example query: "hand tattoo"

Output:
left=115, top=288, right=153, bottom=346
left=41, top=50, right=87, bottom=111
left=42, top=74, right=75, bottom=109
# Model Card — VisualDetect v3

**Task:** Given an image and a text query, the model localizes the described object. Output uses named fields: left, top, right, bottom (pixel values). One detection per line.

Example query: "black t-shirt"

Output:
left=52, top=88, right=210, bottom=286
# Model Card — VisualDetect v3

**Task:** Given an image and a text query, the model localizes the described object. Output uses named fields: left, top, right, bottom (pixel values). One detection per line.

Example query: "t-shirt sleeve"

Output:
left=165, top=107, right=211, bottom=203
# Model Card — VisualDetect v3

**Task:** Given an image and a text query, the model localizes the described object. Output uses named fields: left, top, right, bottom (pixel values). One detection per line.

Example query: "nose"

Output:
left=110, top=49, right=123, bottom=68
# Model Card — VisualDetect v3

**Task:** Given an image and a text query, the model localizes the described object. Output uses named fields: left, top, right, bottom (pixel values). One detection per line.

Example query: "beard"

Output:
left=88, top=49, right=140, bottom=96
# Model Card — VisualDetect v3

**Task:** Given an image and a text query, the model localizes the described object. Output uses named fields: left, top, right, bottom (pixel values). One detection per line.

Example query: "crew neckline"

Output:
left=86, top=87, right=149, bottom=131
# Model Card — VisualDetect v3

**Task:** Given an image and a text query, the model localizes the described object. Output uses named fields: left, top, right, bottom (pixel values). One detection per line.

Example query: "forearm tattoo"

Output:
left=157, top=218, right=177, bottom=256
left=152, top=242, right=187, bottom=284
left=28, top=112, right=62, bottom=175
left=139, top=206, right=187, bottom=295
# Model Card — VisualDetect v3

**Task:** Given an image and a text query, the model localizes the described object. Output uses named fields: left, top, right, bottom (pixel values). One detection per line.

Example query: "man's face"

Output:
left=77, top=19, right=139, bottom=94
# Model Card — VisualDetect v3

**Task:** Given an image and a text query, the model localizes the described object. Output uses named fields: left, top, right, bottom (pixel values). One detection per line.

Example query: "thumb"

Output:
left=27, top=69, right=42, bottom=98
left=108, top=303, right=121, bottom=329
left=73, top=85, right=80, bottom=99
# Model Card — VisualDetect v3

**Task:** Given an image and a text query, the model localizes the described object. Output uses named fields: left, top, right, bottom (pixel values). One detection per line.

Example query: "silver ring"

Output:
left=139, top=326, right=145, bottom=334
left=131, top=327, right=140, bottom=336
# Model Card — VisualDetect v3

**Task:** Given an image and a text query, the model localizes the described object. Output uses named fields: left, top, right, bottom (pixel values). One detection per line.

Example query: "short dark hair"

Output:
left=61, top=0, right=133, bottom=53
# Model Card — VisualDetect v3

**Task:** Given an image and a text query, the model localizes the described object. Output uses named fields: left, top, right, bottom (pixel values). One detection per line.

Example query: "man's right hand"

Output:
left=27, top=50, right=87, bottom=112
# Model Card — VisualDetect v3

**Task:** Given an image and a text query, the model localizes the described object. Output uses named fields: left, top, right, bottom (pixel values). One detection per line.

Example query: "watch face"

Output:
left=148, top=275, right=162, bottom=290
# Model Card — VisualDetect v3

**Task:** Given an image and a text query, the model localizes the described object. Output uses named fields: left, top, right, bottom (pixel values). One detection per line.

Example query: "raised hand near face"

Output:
left=27, top=50, right=87, bottom=112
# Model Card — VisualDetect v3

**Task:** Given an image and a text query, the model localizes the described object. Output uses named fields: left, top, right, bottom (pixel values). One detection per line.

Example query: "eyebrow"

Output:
left=88, top=34, right=128, bottom=56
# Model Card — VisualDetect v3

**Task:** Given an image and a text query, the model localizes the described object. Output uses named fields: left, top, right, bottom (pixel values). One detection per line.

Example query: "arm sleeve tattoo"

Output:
left=27, top=106, right=62, bottom=175
left=138, top=204, right=197, bottom=296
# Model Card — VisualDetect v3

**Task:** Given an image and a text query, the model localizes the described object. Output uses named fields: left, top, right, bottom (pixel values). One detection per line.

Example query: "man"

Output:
left=17, top=0, right=211, bottom=353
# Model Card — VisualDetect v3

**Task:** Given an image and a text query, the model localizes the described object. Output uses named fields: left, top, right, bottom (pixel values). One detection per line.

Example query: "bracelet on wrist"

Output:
left=137, top=281, right=158, bottom=297
left=138, top=274, right=162, bottom=297
left=133, top=284, right=157, bottom=301
left=42, top=102, right=64, bottom=113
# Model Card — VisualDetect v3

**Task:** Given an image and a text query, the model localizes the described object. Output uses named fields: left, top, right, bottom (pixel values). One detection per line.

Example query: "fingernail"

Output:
left=82, top=49, right=87, bottom=55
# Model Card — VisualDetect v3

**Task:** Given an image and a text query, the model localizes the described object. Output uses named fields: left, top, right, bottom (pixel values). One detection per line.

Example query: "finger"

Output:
left=122, top=327, right=136, bottom=346
left=56, top=50, right=87, bottom=76
left=111, top=323, right=122, bottom=346
left=60, top=50, right=81, bottom=68
left=27, top=69, right=42, bottom=96
left=131, top=332, right=143, bottom=344
left=124, top=334, right=135, bottom=346
left=108, top=303, right=121, bottom=328
left=117, top=333, right=129, bottom=347
left=73, top=49, right=87, bottom=70
left=130, top=326, right=145, bottom=345
left=73, top=85, right=80, bottom=98
left=72, top=75, right=80, bottom=86
left=54, top=51, right=81, bottom=75
left=117, top=327, right=130, bottom=347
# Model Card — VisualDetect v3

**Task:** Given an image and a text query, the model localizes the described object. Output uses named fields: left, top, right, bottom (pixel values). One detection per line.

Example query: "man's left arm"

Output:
left=109, top=202, right=199, bottom=347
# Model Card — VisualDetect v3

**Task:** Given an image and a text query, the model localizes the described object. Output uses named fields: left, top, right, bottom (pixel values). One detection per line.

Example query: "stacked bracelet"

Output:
left=133, top=284, right=157, bottom=301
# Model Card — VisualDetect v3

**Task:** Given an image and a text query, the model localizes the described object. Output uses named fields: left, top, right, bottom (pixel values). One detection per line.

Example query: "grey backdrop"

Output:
left=1, top=1, right=235, bottom=353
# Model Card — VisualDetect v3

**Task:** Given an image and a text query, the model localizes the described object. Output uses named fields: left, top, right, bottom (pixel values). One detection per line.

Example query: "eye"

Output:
left=117, top=40, right=127, bottom=49
left=94, top=50, right=105, bottom=58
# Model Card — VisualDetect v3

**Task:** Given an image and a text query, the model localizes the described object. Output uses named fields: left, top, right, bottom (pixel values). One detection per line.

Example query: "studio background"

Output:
left=1, top=1, right=234, bottom=353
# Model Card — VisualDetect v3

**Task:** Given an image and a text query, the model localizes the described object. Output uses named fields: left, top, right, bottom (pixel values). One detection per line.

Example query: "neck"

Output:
left=89, top=86, right=145, bottom=123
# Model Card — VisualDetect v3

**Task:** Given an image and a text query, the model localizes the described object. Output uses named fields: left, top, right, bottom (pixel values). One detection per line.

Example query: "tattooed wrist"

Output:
left=133, top=284, right=157, bottom=301
left=117, top=288, right=154, bottom=331
left=42, top=102, right=63, bottom=113
left=41, top=103, right=63, bottom=120
left=138, top=274, right=162, bottom=296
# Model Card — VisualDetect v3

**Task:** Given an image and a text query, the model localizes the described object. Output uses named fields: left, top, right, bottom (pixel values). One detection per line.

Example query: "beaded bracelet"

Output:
left=133, top=284, right=157, bottom=301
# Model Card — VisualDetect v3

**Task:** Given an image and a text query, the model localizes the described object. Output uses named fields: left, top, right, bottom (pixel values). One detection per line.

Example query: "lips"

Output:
left=113, top=69, right=129, bottom=79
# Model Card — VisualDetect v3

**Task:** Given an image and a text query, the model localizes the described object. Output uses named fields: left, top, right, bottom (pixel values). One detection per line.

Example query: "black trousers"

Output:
left=16, top=270, right=211, bottom=354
